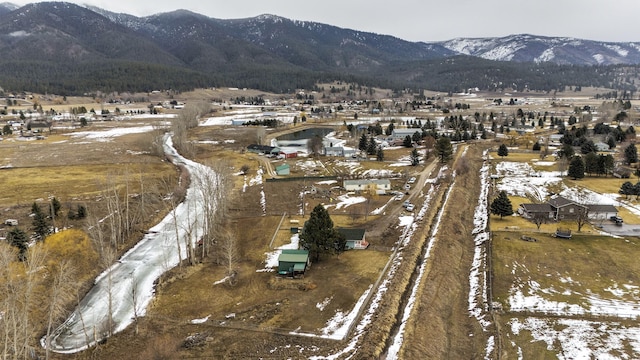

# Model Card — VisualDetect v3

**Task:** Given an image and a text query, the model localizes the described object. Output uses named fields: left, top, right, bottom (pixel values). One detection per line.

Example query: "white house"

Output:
left=343, top=179, right=391, bottom=194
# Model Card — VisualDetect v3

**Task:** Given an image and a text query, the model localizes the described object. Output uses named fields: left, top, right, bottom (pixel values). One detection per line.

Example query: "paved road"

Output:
left=599, top=223, right=640, bottom=237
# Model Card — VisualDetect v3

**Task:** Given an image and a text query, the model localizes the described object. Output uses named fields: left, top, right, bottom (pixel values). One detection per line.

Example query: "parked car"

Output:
left=406, top=204, right=415, bottom=212
left=403, top=184, right=411, bottom=191
left=610, top=215, right=623, bottom=223
left=407, top=177, right=416, bottom=184
left=394, top=194, right=404, bottom=201
left=403, top=200, right=411, bottom=208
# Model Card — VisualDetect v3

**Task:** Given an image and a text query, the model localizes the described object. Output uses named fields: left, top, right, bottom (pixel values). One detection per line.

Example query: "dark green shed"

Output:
left=277, top=249, right=310, bottom=276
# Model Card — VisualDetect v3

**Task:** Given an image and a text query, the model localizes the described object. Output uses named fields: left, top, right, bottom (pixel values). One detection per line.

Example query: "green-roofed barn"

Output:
left=277, top=249, right=310, bottom=277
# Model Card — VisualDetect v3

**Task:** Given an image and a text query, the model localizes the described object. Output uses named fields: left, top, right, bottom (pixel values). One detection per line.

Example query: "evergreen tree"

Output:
left=497, top=144, right=509, bottom=158
left=559, top=144, right=575, bottom=159
left=412, top=131, right=422, bottom=143
left=31, top=203, right=50, bottom=240
left=51, top=197, right=61, bottom=217
left=619, top=181, right=635, bottom=199
left=402, top=135, right=413, bottom=148
left=300, top=205, right=346, bottom=262
left=76, top=205, right=87, bottom=219
left=598, top=154, right=614, bottom=176
left=532, top=141, right=541, bottom=151
left=624, top=143, right=638, bottom=164
left=568, top=156, right=585, bottom=180
left=358, top=133, right=368, bottom=151
left=435, top=136, right=453, bottom=163
left=376, top=146, right=384, bottom=161
left=7, top=227, right=29, bottom=261
left=385, top=123, right=394, bottom=136
left=490, top=191, right=513, bottom=219
left=367, top=137, right=377, bottom=155
left=410, top=148, right=420, bottom=166
left=580, top=140, right=597, bottom=154
left=584, top=152, right=599, bottom=176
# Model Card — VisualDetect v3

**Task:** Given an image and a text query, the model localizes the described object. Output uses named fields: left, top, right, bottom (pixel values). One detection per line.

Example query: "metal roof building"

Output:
left=277, top=249, right=310, bottom=276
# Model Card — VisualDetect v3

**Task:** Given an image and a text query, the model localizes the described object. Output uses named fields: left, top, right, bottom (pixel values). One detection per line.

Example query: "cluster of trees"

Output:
left=387, top=56, right=638, bottom=95
left=6, top=198, right=87, bottom=261
left=1, top=229, right=97, bottom=359
left=358, top=133, right=377, bottom=154
left=561, top=123, right=631, bottom=152
left=0, top=60, right=219, bottom=96
left=619, top=181, right=640, bottom=198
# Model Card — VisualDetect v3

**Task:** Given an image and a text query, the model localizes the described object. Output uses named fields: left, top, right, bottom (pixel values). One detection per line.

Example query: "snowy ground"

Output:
left=494, top=159, right=640, bottom=359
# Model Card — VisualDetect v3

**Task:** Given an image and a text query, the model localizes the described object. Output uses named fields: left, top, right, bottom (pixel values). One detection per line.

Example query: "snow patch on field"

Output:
left=258, top=234, right=300, bottom=272
left=68, top=125, right=155, bottom=141
left=324, top=194, right=366, bottom=210
left=510, top=317, right=640, bottom=359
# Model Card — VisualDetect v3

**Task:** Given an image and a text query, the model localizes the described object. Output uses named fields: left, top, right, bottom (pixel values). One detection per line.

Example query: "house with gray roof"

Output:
left=337, top=228, right=369, bottom=250
left=519, top=195, right=617, bottom=222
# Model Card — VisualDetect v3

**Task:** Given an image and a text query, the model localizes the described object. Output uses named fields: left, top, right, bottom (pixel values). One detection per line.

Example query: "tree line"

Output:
left=0, top=54, right=639, bottom=97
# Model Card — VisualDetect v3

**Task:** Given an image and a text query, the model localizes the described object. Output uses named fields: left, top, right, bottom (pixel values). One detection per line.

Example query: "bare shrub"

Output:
left=454, top=156, right=470, bottom=175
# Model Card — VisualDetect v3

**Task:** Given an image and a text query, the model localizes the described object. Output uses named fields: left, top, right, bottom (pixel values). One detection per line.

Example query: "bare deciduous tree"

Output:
left=44, top=259, right=76, bottom=360
left=195, top=160, right=233, bottom=262
left=575, top=207, right=590, bottom=232
left=219, top=230, right=239, bottom=286
left=532, top=212, right=548, bottom=230
left=307, top=135, right=324, bottom=158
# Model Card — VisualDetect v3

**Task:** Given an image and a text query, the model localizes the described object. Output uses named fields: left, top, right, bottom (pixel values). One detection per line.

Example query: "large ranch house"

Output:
left=518, top=195, right=618, bottom=222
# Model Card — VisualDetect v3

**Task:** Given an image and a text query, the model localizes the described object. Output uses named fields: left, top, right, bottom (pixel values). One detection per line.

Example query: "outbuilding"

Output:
left=275, top=164, right=290, bottom=176
left=279, top=149, right=298, bottom=159
left=277, top=249, right=310, bottom=277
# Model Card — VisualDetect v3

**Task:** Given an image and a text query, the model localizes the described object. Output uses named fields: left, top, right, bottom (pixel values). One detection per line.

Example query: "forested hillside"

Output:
left=0, top=2, right=637, bottom=95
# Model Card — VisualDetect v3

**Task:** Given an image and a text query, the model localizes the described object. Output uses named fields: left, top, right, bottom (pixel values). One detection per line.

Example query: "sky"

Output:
left=11, top=0, right=640, bottom=43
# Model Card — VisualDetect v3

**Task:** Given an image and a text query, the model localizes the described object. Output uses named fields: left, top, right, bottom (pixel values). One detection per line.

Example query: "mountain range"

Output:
left=0, top=1, right=638, bottom=95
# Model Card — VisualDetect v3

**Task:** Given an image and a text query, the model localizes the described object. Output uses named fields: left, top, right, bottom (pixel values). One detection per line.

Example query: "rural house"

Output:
left=343, top=179, right=391, bottom=194
left=324, top=146, right=345, bottom=157
left=277, top=249, right=310, bottom=277
left=337, top=228, right=369, bottom=250
left=518, top=203, right=555, bottom=220
left=519, top=195, right=618, bottom=222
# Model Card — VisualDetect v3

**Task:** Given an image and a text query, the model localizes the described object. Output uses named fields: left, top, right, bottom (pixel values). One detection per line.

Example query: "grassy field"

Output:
left=492, top=230, right=640, bottom=304
left=488, top=147, right=640, bottom=358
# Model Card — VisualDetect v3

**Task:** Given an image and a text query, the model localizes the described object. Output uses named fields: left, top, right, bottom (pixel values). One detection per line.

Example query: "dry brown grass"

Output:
left=397, top=144, right=491, bottom=359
